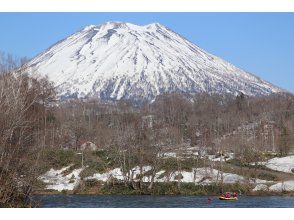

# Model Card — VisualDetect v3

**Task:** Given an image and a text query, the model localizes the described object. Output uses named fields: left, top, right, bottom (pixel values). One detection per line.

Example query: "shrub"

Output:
left=160, top=158, right=205, bottom=173
left=257, top=172, right=278, bottom=181
left=174, top=173, right=183, bottom=180
left=84, top=179, right=101, bottom=188
left=157, top=172, right=166, bottom=179
left=39, top=149, right=80, bottom=171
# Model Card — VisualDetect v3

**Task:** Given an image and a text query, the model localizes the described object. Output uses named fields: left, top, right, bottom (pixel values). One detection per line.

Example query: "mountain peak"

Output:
left=25, top=21, right=283, bottom=103
left=82, top=22, right=168, bottom=33
left=82, top=24, right=97, bottom=31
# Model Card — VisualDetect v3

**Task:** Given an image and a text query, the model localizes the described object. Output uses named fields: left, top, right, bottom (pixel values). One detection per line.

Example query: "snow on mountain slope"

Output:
left=24, top=21, right=283, bottom=102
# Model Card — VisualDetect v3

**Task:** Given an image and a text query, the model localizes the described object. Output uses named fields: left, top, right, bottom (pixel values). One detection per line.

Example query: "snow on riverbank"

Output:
left=86, top=166, right=152, bottom=182
left=252, top=179, right=294, bottom=192
left=253, top=184, right=269, bottom=191
left=85, top=167, right=271, bottom=185
left=39, top=165, right=84, bottom=191
left=260, top=155, right=294, bottom=173
left=39, top=165, right=277, bottom=192
left=269, top=181, right=294, bottom=192
left=165, top=168, right=244, bottom=184
left=86, top=168, right=125, bottom=182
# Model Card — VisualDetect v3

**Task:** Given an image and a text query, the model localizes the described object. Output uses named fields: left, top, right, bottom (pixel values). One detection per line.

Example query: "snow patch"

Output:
left=39, top=166, right=84, bottom=191
left=39, top=165, right=273, bottom=191
left=269, top=181, right=294, bottom=192
left=253, top=184, right=268, bottom=191
left=85, top=167, right=266, bottom=185
left=261, top=156, right=294, bottom=173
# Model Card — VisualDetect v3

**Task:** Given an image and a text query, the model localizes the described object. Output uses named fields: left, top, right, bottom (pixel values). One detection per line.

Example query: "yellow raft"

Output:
left=219, top=196, right=238, bottom=201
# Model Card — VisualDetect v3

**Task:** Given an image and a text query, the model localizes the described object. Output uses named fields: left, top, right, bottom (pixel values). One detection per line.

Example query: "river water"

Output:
left=33, top=195, right=294, bottom=208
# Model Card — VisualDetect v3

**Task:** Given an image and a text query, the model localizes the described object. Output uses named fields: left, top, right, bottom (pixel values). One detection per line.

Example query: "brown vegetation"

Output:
left=0, top=54, right=55, bottom=207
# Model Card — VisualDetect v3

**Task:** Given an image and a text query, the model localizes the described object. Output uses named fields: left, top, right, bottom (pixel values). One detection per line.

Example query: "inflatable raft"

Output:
left=219, top=196, right=238, bottom=201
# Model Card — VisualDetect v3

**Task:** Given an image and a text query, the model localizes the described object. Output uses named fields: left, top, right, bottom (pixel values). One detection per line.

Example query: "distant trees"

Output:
left=279, top=126, right=291, bottom=156
left=33, top=89, right=293, bottom=160
left=0, top=52, right=29, bottom=74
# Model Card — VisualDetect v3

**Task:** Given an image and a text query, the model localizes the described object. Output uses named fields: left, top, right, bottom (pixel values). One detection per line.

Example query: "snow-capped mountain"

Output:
left=24, top=21, right=283, bottom=102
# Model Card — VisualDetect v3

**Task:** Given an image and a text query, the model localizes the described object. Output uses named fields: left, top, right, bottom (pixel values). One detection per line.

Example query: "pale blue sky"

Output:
left=0, top=13, right=293, bottom=92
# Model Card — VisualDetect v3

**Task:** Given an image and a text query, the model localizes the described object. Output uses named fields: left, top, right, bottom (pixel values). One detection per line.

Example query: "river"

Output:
left=33, top=195, right=294, bottom=208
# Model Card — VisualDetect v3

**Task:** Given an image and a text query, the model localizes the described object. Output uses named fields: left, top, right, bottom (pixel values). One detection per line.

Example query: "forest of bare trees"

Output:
left=45, top=92, right=294, bottom=155
left=0, top=52, right=293, bottom=206
left=0, top=53, right=55, bottom=207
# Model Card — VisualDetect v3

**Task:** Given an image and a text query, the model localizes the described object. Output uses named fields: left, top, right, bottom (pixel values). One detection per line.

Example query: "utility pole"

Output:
left=220, top=149, right=224, bottom=194
left=272, top=126, right=275, bottom=152
left=82, top=152, right=84, bottom=168
left=77, top=152, right=84, bottom=168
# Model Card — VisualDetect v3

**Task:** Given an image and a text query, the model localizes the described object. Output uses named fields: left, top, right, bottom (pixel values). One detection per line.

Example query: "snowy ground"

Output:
left=269, top=181, right=294, bottom=192
left=38, top=165, right=84, bottom=191
left=259, top=155, right=294, bottom=173
left=166, top=168, right=245, bottom=184
left=253, top=184, right=269, bottom=191
left=157, top=151, right=235, bottom=162
left=253, top=181, right=294, bottom=192
left=252, top=179, right=294, bottom=192
left=207, top=153, right=234, bottom=162
left=85, top=168, right=125, bottom=182
left=39, top=164, right=285, bottom=192
left=85, top=167, right=235, bottom=184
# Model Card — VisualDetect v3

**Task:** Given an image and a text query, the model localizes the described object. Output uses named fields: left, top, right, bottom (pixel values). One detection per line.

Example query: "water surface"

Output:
left=34, top=195, right=294, bottom=208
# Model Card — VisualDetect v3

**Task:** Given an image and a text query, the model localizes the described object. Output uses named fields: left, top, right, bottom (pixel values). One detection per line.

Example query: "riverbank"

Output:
left=33, top=181, right=294, bottom=197
left=34, top=151, right=294, bottom=197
